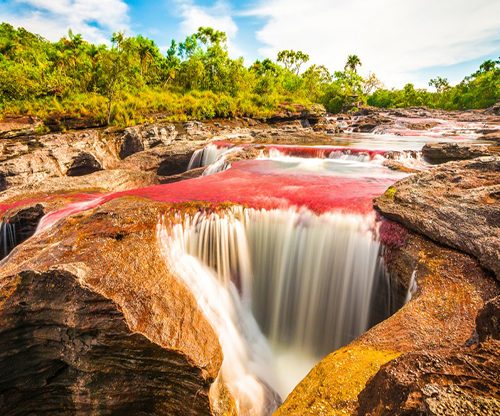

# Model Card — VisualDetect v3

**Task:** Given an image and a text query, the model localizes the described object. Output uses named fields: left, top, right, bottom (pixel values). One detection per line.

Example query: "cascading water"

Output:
left=159, top=206, right=392, bottom=397
left=0, top=220, right=16, bottom=259
left=188, top=143, right=242, bottom=175
left=157, top=217, right=280, bottom=416
left=187, top=143, right=224, bottom=169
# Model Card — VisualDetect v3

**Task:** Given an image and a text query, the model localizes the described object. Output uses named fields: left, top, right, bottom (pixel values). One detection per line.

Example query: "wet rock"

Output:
left=375, top=157, right=500, bottom=278
left=422, top=142, right=493, bottom=163
left=358, top=295, right=500, bottom=416
left=0, top=169, right=158, bottom=205
left=0, top=199, right=234, bottom=415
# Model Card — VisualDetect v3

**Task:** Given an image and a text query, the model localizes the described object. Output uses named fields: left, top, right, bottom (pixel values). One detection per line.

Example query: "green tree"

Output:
left=344, top=55, right=362, bottom=72
left=277, top=50, right=310, bottom=74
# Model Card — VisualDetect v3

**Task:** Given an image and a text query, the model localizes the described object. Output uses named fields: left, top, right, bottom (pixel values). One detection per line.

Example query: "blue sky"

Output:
left=1, top=0, right=499, bottom=88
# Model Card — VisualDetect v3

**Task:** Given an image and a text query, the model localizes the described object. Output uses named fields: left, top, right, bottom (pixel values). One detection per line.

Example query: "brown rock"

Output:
left=0, top=198, right=234, bottom=414
left=374, top=157, right=500, bottom=278
left=476, top=295, right=500, bottom=342
left=422, top=142, right=493, bottom=164
left=357, top=341, right=500, bottom=416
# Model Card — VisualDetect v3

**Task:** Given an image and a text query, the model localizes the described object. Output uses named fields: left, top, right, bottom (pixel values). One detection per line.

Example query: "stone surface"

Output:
left=357, top=341, right=500, bottom=416
left=0, top=198, right=235, bottom=415
left=422, top=142, right=494, bottom=163
left=375, top=157, right=500, bottom=278
left=357, top=297, right=500, bottom=416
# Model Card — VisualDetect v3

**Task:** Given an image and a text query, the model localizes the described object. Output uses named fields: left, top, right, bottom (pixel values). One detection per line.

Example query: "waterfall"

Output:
left=0, top=220, right=16, bottom=259
left=160, top=206, right=391, bottom=396
left=188, top=143, right=242, bottom=175
left=157, top=217, right=280, bottom=416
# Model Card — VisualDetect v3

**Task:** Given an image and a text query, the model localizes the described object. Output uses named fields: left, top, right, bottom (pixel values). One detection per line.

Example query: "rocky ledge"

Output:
left=374, top=157, right=500, bottom=278
left=0, top=198, right=241, bottom=415
left=422, top=142, right=496, bottom=163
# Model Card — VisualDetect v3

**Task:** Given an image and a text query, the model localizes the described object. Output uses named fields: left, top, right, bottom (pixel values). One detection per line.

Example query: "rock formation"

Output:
left=422, top=142, right=494, bottom=163
left=374, top=157, right=500, bottom=278
left=0, top=198, right=236, bottom=415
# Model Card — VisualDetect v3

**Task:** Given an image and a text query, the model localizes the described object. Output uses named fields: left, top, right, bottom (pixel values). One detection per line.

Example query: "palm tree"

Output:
left=345, top=55, right=362, bottom=73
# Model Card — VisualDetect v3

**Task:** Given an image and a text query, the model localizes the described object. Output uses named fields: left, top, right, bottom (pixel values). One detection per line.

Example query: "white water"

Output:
left=158, top=206, right=388, bottom=398
left=188, top=143, right=242, bottom=175
left=187, top=143, right=224, bottom=170
left=157, top=217, right=279, bottom=416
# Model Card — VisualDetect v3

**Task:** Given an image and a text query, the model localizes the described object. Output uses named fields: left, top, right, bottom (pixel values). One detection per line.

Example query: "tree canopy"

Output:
left=0, top=22, right=498, bottom=126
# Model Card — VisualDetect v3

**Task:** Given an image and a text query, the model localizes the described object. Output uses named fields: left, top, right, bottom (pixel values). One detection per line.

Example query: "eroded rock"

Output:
left=375, top=157, right=500, bottom=278
left=0, top=198, right=234, bottom=414
left=422, top=142, right=493, bottom=163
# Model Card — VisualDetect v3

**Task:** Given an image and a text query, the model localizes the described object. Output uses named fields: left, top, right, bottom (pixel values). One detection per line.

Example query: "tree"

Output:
left=429, top=76, right=450, bottom=93
left=345, top=55, right=362, bottom=72
left=100, top=32, right=135, bottom=124
left=277, top=50, right=310, bottom=74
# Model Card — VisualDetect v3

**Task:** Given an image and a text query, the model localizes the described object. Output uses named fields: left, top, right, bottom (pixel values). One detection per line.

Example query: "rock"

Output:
left=422, top=142, right=493, bottom=163
left=0, top=198, right=235, bottom=414
left=357, top=296, right=500, bottom=416
left=66, top=152, right=103, bottom=176
left=357, top=341, right=500, bottom=416
left=0, top=169, right=158, bottom=205
left=0, top=116, right=43, bottom=139
left=44, top=115, right=104, bottom=132
left=374, top=157, right=500, bottom=278
left=117, top=124, right=178, bottom=159
left=476, top=295, right=499, bottom=342
left=485, top=102, right=500, bottom=116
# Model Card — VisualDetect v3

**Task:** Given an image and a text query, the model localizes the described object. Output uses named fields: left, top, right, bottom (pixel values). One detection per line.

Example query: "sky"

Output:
left=1, top=0, right=499, bottom=88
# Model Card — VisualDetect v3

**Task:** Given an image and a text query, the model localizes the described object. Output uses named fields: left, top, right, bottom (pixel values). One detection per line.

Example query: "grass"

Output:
left=1, top=88, right=315, bottom=128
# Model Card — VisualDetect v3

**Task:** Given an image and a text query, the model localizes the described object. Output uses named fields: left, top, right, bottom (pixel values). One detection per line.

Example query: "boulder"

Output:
left=375, top=157, right=500, bottom=278
left=357, top=297, right=500, bottom=416
left=422, top=142, right=493, bottom=163
left=0, top=198, right=234, bottom=414
left=357, top=341, right=500, bottom=416
left=66, top=152, right=103, bottom=176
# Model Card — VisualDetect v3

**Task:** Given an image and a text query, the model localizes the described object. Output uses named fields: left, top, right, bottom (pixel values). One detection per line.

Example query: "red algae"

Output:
left=0, top=193, right=99, bottom=217
left=37, top=158, right=404, bottom=231
left=266, top=145, right=387, bottom=159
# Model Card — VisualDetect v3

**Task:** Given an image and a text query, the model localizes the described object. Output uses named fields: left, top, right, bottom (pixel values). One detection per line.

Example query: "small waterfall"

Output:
left=405, top=270, right=418, bottom=303
left=162, top=206, right=393, bottom=396
left=0, top=220, right=16, bottom=259
left=187, top=144, right=228, bottom=170
left=188, top=143, right=241, bottom=175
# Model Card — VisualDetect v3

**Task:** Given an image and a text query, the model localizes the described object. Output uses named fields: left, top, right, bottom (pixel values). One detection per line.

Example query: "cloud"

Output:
left=244, top=0, right=500, bottom=87
left=173, top=0, right=245, bottom=59
left=0, top=0, right=130, bottom=44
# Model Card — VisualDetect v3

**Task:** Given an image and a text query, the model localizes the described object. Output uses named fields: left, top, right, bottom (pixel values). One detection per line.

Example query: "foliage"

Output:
left=0, top=22, right=498, bottom=127
left=368, top=58, right=499, bottom=110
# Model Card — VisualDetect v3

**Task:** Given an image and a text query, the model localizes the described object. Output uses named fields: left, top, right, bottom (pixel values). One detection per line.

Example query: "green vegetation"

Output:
left=368, top=60, right=500, bottom=110
left=0, top=22, right=498, bottom=127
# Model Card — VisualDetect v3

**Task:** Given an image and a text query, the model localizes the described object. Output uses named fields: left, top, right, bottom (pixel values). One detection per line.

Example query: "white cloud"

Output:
left=1, top=0, right=130, bottom=44
left=174, top=0, right=245, bottom=59
left=244, top=0, right=500, bottom=87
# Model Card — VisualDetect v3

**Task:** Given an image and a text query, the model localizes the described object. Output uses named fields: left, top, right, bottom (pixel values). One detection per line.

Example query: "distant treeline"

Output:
left=0, top=23, right=498, bottom=126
